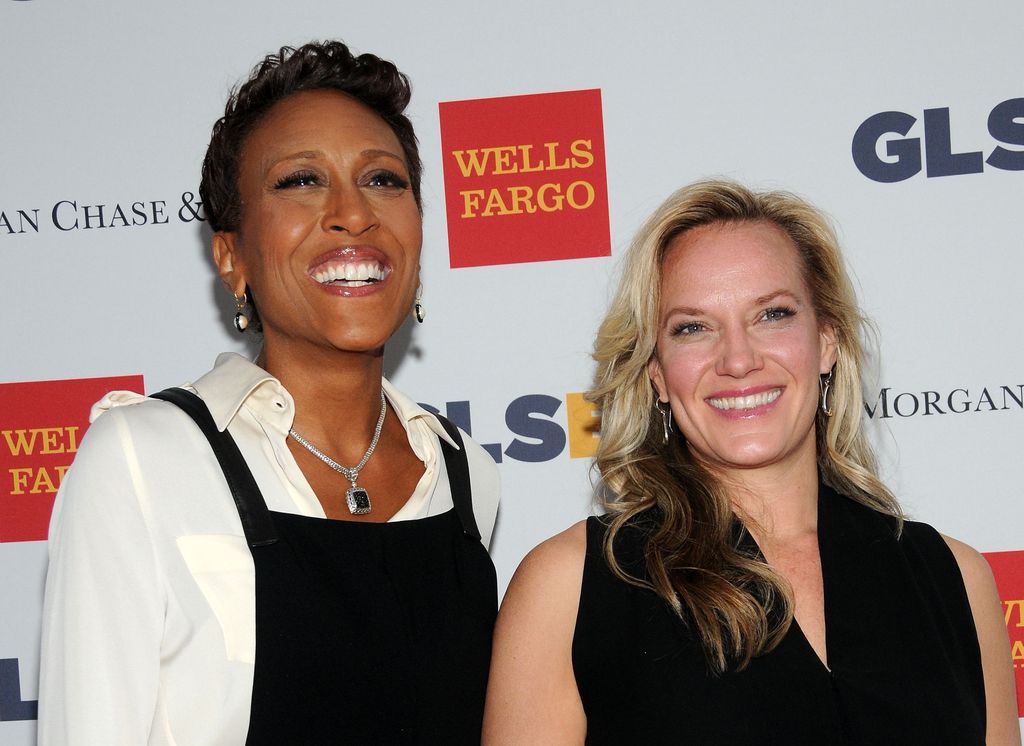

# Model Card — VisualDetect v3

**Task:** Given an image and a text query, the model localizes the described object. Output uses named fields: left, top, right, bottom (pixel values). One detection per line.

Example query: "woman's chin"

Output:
left=690, top=439, right=807, bottom=474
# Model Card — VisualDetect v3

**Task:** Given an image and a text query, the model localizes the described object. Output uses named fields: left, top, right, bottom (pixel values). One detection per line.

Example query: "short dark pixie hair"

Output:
left=200, top=40, right=422, bottom=233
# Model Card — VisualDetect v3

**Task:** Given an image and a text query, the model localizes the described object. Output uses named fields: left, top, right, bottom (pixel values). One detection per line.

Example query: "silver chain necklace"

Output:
left=288, top=390, right=387, bottom=515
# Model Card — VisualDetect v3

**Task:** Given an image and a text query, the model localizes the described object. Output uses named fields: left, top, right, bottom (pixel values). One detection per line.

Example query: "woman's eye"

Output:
left=364, top=170, right=409, bottom=190
left=762, top=306, right=795, bottom=322
left=670, top=321, right=705, bottom=337
left=274, top=170, right=320, bottom=189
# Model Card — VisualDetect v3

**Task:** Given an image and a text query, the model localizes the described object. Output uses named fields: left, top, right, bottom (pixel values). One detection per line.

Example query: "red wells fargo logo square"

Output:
left=983, top=549, right=1024, bottom=716
left=439, top=88, right=611, bottom=268
left=0, top=374, right=143, bottom=542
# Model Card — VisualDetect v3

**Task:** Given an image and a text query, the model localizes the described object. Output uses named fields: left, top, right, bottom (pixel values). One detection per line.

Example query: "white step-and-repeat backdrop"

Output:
left=2, top=1, right=1022, bottom=741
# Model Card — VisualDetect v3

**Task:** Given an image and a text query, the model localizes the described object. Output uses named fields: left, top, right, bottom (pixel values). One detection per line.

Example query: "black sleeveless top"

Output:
left=572, top=485, right=986, bottom=745
left=152, top=388, right=497, bottom=745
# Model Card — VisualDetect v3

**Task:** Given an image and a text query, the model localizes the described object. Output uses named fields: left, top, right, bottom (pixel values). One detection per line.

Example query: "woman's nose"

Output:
left=321, top=185, right=378, bottom=235
left=714, top=327, right=763, bottom=378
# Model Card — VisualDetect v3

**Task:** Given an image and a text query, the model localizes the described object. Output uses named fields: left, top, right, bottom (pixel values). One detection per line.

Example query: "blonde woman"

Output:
left=483, top=180, right=1018, bottom=745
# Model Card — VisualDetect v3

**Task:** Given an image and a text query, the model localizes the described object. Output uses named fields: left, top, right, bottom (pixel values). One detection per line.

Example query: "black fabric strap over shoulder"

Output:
left=433, top=414, right=481, bottom=541
left=151, top=387, right=278, bottom=548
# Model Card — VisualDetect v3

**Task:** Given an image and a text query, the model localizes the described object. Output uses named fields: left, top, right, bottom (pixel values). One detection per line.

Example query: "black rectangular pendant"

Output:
left=346, top=486, right=372, bottom=515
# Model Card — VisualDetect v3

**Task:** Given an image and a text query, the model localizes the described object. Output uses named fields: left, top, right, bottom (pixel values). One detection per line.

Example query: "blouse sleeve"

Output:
left=463, top=434, right=501, bottom=549
left=37, top=407, right=164, bottom=744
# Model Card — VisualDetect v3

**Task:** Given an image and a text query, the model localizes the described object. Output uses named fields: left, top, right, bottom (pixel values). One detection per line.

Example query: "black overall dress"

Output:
left=154, top=388, right=497, bottom=745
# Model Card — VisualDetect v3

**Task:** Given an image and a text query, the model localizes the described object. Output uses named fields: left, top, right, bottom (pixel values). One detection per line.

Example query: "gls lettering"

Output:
left=0, top=658, right=37, bottom=722
left=420, top=392, right=600, bottom=463
left=852, top=97, right=1024, bottom=182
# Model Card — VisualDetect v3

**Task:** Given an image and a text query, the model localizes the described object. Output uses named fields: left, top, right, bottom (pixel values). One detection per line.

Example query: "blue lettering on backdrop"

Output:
left=0, top=659, right=37, bottom=722
left=0, top=209, right=39, bottom=234
left=923, top=108, right=983, bottom=177
left=864, top=385, right=1024, bottom=418
left=178, top=191, right=205, bottom=222
left=503, top=395, right=566, bottom=463
left=419, top=395, right=567, bottom=464
left=50, top=199, right=173, bottom=231
left=851, top=111, right=921, bottom=182
left=0, top=192, right=204, bottom=235
left=51, top=200, right=79, bottom=231
left=986, top=98, right=1024, bottom=170
left=852, top=97, right=1024, bottom=181
left=420, top=400, right=501, bottom=461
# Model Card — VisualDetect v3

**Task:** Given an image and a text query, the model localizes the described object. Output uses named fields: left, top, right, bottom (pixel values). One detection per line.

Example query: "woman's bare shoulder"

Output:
left=500, top=520, right=589, bottom=619
left=940, top=533, right=1022, bottom=746
left=940, top=533, right=999, bottom=591
left=483, top=520, right=590, bottom=744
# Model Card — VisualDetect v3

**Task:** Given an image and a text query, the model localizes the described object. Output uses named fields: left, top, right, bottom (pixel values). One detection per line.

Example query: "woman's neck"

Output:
left=717, top=448, right=821, bottom=543
left=258, top=339, right=388, bottom=461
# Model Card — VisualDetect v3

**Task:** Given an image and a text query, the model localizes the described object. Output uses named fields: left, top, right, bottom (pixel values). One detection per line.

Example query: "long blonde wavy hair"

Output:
left=589, top=179, right=901, bottom=673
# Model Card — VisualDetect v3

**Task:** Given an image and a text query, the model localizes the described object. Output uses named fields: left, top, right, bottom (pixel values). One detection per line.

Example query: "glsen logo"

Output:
left=864, top=384, right=1024, bottom=419
left=852, top=97, right=1024, bottom=182
left=0, top=374, right=143, bottom=542
left=438, top=89, right=611, bottom=268
left=0, top=190, right=204, bottom=236
left=0, top=658, right=35, bottom=722
left=982, top=550, right=1024, bottom=716
left=421, top=390, right=599, bottom=463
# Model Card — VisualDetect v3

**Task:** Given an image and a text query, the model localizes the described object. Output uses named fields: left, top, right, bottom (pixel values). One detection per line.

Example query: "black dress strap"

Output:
left=151, top=387, right=278, bottom=548
left=433, top=414, right=481, bottom=541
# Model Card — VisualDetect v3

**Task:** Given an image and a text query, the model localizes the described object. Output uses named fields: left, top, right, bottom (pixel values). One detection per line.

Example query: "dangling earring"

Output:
left=656, top=401, right=673, bottom=444
left=819, top=369, right=835, bottom=417
left=413, top=285, right=425, bottom=324
left=233, top=291, right=251, bottom=333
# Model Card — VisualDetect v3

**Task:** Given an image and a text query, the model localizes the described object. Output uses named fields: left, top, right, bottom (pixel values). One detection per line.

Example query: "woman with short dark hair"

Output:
left=40, top=41, right=499, bottom=745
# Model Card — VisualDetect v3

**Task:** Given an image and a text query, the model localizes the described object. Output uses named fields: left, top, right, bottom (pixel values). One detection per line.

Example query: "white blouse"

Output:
left=38, top=353, right=500, bottom=745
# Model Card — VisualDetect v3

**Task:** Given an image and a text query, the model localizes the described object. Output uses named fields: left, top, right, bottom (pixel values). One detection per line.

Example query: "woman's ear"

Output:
left=212, top=232, right=246, bottom=296
left=819, top=323, right=838, bottom=375
left=648, top=356, right=669, bottom=403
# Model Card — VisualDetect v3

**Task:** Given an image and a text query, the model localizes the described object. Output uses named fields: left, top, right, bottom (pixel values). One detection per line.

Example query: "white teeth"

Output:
left=313, top=261, right=387, bottom=285
left=708, top=389, right=782, bottom=411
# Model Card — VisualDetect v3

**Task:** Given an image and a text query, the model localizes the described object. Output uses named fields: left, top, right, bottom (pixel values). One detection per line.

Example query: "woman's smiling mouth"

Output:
left=707, top=387, right=782, bottom=411
left=312, top=260, right=390, bottom=287
left=308, top=247, right=393, bottom=293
